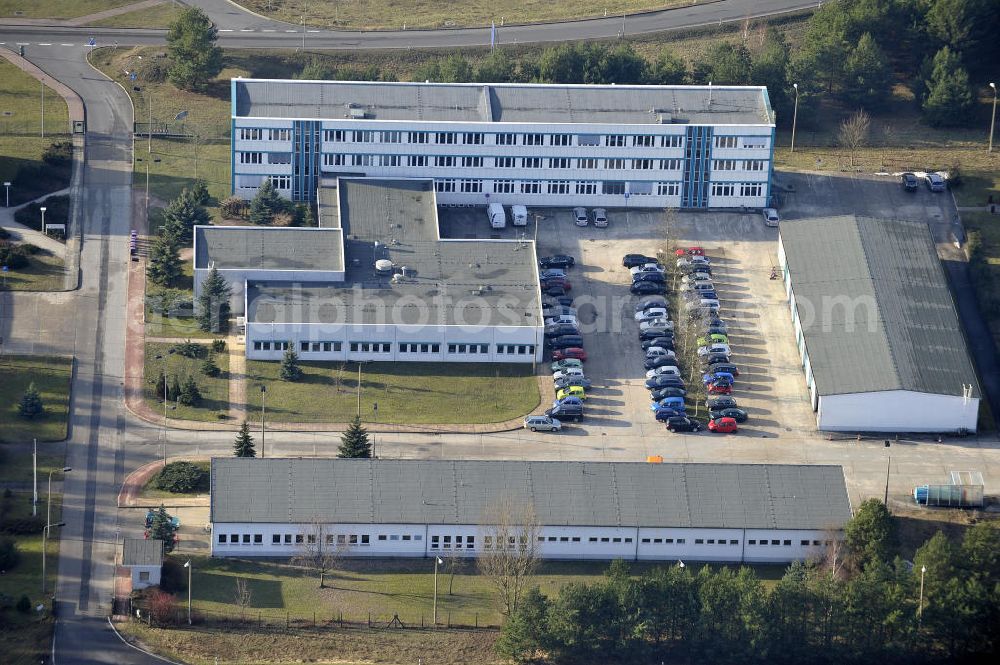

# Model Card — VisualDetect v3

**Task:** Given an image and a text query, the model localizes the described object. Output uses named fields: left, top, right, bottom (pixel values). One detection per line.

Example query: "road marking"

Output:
left=38, top=43, right=52, bottom=46
left=61, top=43, right=74, bottom=46
left=262, top=29, right=275, bottom=32
left=285, top=29, right=296, bottom=32
left=219, top=29, right=233, bottom=32
left=239, top=28, right=254, bottom=32
left=307, top=30, right=320, bottom=33
left=16, top=42, right=29, bottom=45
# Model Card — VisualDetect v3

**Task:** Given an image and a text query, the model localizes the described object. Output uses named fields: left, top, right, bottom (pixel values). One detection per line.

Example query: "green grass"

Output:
left=0, top=450, right=64, bottom=483
left=87, top=0, right=183, bottom=28
left=144, top=311, right=214, bottom=339
left=140, top=460, right=211, bottom=499
left=0, top=59, right=69, bottom=138
left=144, top=342, right=230, bottom=423
left=0, top=250, right=66, bottom=292
left=0, top=355, right=72, bottom=443
left=243, top=361, right=539, bottom=425
left=0, top=0, right=134, bottom=19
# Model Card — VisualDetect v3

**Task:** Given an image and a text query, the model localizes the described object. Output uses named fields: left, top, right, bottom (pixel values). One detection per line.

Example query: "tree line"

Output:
left=497, top=500, right=1000, bottom=664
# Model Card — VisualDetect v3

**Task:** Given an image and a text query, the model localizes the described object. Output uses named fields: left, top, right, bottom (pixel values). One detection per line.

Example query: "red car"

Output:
left=541, top=277, right=572, bottom=291
left=675, top=246, right=705, bottom=257
left=707, top=380, right=732, bottom=395
left=708, top=417, right=739, bottom=433
left=553, top=347, right=587, bottom=361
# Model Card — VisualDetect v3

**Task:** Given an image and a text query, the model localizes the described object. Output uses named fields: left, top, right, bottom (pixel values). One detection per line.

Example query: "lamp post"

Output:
left=372, top=401, right=378, bottom=458
left=155, top=353, right=171, bottom=465
left=432, top=555, right=443, bottom=625
left=791, top=83, right=799, bottom=153
left=40, top=79, right=44, bottom=139
left=260, top=385, right=267, bottom=457
left=47, top=466, right=71, bottom=531
left=183, top=560, right=193, bottom=624
left=678, top=560, right=685, bottom=569
left=41, top=521, right=66, bottom=594
left=3, top=181, right=10, bottom=208
left=989, top=83, right=997, bottom=153
left=883, top=440, right=891, bottom=508
left=917, top=564, right=926, bottom=625
left=40, top=206, right=47, bottom=235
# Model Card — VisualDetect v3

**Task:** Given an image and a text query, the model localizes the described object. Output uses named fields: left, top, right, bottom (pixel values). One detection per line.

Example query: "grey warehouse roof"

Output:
left=122, top=538, right=164, bottom=566
left=210, top=459, right=852, bottom=531
left=233, top=79, right=774, bottom=126
left=195, top=226, right=344, bottom=272
left=780, top=215, right=979, bottom=398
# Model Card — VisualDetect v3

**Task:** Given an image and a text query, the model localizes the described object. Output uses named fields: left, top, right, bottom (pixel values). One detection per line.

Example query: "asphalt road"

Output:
left=0, top=0, right=818, bottom=50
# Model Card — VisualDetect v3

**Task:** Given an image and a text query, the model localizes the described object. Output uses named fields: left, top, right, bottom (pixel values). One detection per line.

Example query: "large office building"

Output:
left=194, top=177, right=543, bottom=363
left=230, top=78, right=776, bottom=209
left=777, top=215, right=980, bottom=433
left=210, top=459, right=852, bottom=563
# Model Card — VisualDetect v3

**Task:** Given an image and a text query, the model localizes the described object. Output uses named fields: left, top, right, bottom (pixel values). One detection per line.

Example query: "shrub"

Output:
left=42, top=141, right=73, bottom=168
left=16, top=595, right=31, bottom=614
left=22, top=243, right=43, bottom=255
left=201, top=356, right=220, bottom=377
left=172, top=339, right=205, bottom=358
left=154, top=461, right=206, bottom=494
left=220, top=196, right=246, bottom=219
left=190, top=180, right=210, bottom=205
left=271, top=211, right=295, bottom=227
left=159, top=557, right=187, bottom=594
left=211, top=339, right=226, bottom=353
left=0, top=228, right=9, bottom=239
left=0, top=537, right=20, bottom=570
left=147, top=589, right=176, bottom=625
left=0, top=241, right=29, bottom=269
left=0, top=516, right=46, bottom=535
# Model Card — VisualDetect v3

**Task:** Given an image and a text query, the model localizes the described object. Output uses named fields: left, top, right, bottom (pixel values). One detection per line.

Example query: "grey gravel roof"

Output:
left=194, top=226, right=344, bottom=272
left=234, top=79, right=774, bottom=126
left=210, top=459, right=851, bottom=530
left=122, top=538, right=163, bottom=566
left=780, top=215, right=979, bottom=398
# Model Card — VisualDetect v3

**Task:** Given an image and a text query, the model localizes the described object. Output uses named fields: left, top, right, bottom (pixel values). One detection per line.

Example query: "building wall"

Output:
left=211, top=521, right=837, bottom=563
left=245, top=321, right=544, bottom=363
left=232, top=118, right=773, bottom=209
left=818, top=390, right=979, bottom=433
left=130, top=565, right=161, bottom=590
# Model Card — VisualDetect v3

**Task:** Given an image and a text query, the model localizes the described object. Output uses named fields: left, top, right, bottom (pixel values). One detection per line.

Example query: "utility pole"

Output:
left=32, top=438, right=38, bottom=516
left=883, top=440, right=891, bottom=508
left=917, top=565, right=926, bottom=625
left=790, top=83, right=799, bottom=153
left=989, top=83, right=997, bottom=153
left=357, top=363, right=362, bottom=417
left=40, top=80, right=44, bottom=138
left=260, top=385, right=267, bottom=457
left=432, top=556, right=443, bottom=624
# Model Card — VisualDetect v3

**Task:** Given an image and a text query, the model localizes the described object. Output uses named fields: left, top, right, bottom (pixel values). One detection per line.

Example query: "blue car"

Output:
left=553, top=396, right=584, bottom=409
left=703, top=371, right=735, bottom=386
left=651, top=396, right=686, bottom=411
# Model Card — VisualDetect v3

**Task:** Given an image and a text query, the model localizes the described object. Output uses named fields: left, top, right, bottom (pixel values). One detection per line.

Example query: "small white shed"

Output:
left=122, top=538, right=164, bottom=589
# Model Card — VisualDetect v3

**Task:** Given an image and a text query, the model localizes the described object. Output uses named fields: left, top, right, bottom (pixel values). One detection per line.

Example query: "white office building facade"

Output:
left=231, top=79, right=776, bottom=210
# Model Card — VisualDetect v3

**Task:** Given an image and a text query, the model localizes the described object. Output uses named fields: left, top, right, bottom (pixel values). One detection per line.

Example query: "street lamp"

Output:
left=432, top=555, right=443, bottom=625
left=3, top=181, right=10, bottom=208
left=791, top=83, right=799, bottom=153
left=183, top=560, right=193, bottom=624
left=372, top=402, right=378, bottom=459
left=917, top=564, right=926, bottom=625
left=154, top=353, right=171, bottom=465
left=40, top=206, right=47, bottom=235
left=260, top=385, right=267, bottom=457
left=677, top=560, right=685, bottom=569
left=47, top=467, right=71, bottom=529
left=989, top=83, right=997, bottom=153
left=883, top=440, right=891, bottom=508
left=41, top=521, right=66, bottom=594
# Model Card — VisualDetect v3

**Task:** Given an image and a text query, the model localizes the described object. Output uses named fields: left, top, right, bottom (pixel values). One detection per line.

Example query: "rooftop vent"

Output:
left=346, top=103, right=368, bottom=119
left=375, top=259, right=394, bottom=274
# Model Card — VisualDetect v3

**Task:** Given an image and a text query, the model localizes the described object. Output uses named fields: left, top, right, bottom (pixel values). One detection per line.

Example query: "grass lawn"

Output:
left=0, top=0, right=134, bottom=19
left=0, top=449, right=65, bottom=483
left=144, top=342, right=230, bottom=423
left=0, top=355, right=72, bottom=443
left=238, top=0, right=688, bottom=30
left=140, top=460, right=210, bottom=499
left=0, top=250, right=67, bottom=292
left=145, top=264, right=215, bottom=339
left=243, top=361, right=539, bottom=425
left=87, top=0, right=183, bottom=27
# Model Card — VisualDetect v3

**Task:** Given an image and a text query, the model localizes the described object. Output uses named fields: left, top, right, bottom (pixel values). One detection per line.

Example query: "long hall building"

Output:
left=230, top=78, right=776, bottom=209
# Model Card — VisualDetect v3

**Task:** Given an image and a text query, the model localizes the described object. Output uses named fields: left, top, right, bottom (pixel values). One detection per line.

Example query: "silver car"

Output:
left=524, top=415, right=563, bottom=432
left=573, top=207, right=589, bottom=226
left=591, top=208, right=608, bottom=227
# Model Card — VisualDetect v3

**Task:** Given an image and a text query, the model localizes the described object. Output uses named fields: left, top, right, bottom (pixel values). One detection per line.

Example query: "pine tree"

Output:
left=249, top=178, right=283, bottom=225
left=338, top=415, right=372, bottom=458
left=166, top=8, right=222, bottom=92
left=148, top=505, right=179, bottom=553
left=922, top=46, right=975, bottom=127
left=843, top=33, right=892, bottom=110
left=196, top=266, right=232, bottom=333
left=17, top=382, right=44, bottom=419
left=178, top=375, right=201, bottom=406
left=201, top=356, right=220, bottom=377
left=233, top=421, right=256, bottom=457
left=146, top=233, right=182, bottom=287
left=160, top=187, right=210, bottom=242
left=169, top=376, right=182, bottom=402
left=280, top=344, right=302, bottom=381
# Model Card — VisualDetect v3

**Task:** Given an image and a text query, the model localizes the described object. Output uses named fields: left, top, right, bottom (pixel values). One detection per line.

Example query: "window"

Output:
left=349, top=342, right=391, bottom=353
left=253, top=341, right=270, bottom=351
left=253, top=534, right=262, bottom=544
left=783, top=540, right=792, bottom=546
left=349, top=535, right=358, bottom=545
left=547, top=536, right=556, bottom=542
left=771, top=540, right=780, bottom=546
left=522, top=133, right=544, bottom=146
left=813, top=540, right=822, bottom=546
left=521, top=182, right=540, bottom=194
left=378, top=534, right=387, bottom=541
left=269, top=128, right=291, bottom=141
left=577, top=157, right=598, bottom=169
left=272, top=534, right=281, bottom=544
left=729, top=539, right=739, bottom=545
left=353, top=130, right=374, bottom=143
left=677, top=538, right=686, bottom=544
left=549, top=157, right=570, bottom=169
left=218, top=534, right=227, bottom=543
left=659, top=159, right=681, bottom=170
left=435, top=179, right=456, bottom=193
left=589, top=537, right=598, bottom=542
left=715, top=136, right=738, bottom=149
left=641, top=538, right=651, bottom=543
left=231, top=534, right=239, bottom=543
left=239, top=152, right=262, bottom=164
left=748, top=539, right=757, bottom=545
left=571, top=537, right=580, bottom=542
left=745, top=159, right=766, bottom=171
left=380, top=130, right=400, bottom=143
left=740, top=182, right=763, bottom=197
left=403, top=534, right=413, bottom=541
left=380, top=154, right=400, bottom=167
left=601, top=537, right=610, bottom=543
left=522, top=157, right=542, bottom=168
left=547, top=181, right=570, bottom=195
left=577, top=134, right=600, bottom=146
left=633, top=135, right=655, bottom=147
left=284, top=534, right=292, bottom=544
left=660, top=135, right=683, bottom=148
left=435, top=132, right=456, bottom=144
left=711, top=183, right=735, bottom=197
left=435, top=155, right=455, bottom=167
left=493, top=179, right=515, bottom=194
left=466, top=536, right=475, bottom=548
left=624, top=537, right=633, bottom=543
left=139, top=571, right=150, bottom=582
left=604, top=181, right=626, bottom=195
left=634, top=159, right=656, bottom=170
left=496, top=156, right=516, bottom=168
left=612, top=538, right=621, bottom=543
left=557, top=536, right=568, bottom=542
left=269, top=176, right=290, bottom=190
left=657, top=182, right=680, bottom=196
left=351, top=154, right=373, bottom=167
left=497, top=133, right=517, bottom=145
left=605, top=135, right=626, bottom=147
left=742, top=137, right=767, bottom=149
left=307, top=534, right=316, bottom=544
left=337, top=535, right=346, bottom=545
left=324, top=129, right=345, bottom=142
left=605, top=158, right=625, bottom=170
left=462, top=132, right=484, bottom=145
left=460, top=179, right=483, bottom=193
left=408, top=155, right=428, bottom=167
left=326, top=535, right=334, bottom=545
left=664, top=538, right=674, bottom=544
left=713, top=160, right=738, bottom=171
left=801, top=540, right=810, bottom=546
left=576, top=181, right=598, bottom=195
left=239, top=128, right=262, bottom=141
left=551, top=134, right=572, bottom=146
left=695, top=539, right=704, bottom=544
left=323, top=153, right=346, bottom=167
left=408, top=131, right=428, bottom=144
left=462, top=156, right=483, bottom=168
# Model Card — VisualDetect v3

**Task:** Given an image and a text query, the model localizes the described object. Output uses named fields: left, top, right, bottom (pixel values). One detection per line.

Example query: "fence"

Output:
left=0, top=118, right=71, bottom=137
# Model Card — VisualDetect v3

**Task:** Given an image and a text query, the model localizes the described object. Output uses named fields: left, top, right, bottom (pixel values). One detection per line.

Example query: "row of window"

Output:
left=238, top=128, right=291, bottom=141
left=218, top=532, right=423, bottom=545
left=317, top=153, right=690, bottom=171
left=254, top=341, right=534, bottom=355
left=714, top=135, right=768, bottom=149
left=319, top=129, right=687, bottom=149
left=711, top=159, right=768, bottom=172
left=710, top=182, right=765, bottom=198
left=431, top=179, right=682, bottom=197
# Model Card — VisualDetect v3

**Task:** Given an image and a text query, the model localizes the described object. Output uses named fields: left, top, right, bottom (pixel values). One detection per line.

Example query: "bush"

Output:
left=0, top=537, right=20, bottom=570
left=147, top=588, right=176, bottom=625
left=15, top=595, right=31, bottom=614
left=220, top=196, right=246, bottom=219
left=159, top=557, right=188, bottom=594
left=0, top=241, right=29, bottom=269
left=22, top=243, right=43, bottom=255
left=0, top=516, right=46, bottom=535
left=42, top=141, right=73, bottom=168
left=190, top=180, right=210, bottom=205
left=172, top=339, right=205, bottom=358
left=271, top=211, right=295, bottom=227
left=211, top=339, right=226, bottom=353
left=154, top=461, right=206, bottom=494
left=0, top=228, right=9, bottom=240
left=200, top=356, right=220, bottom=377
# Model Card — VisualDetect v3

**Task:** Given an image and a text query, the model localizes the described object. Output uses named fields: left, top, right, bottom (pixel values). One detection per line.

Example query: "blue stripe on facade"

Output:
left=766, top=127, right=776, bottom=206
left=681, top=126, right=713, bottom=208
left=292, top=120, right=321, bottom=202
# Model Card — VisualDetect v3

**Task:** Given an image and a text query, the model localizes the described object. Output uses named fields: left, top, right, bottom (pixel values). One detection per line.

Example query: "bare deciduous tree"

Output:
left=838, top=110, right=871, bottom=169
left=291, top=519, right=345, bottom=588
left=443, top=548, right=466, bottom=596
left=814, top=527, right=847, bottom=580
left=233, top=577, right=252, bottom=622
left=477, top=497, right=539, bottom=616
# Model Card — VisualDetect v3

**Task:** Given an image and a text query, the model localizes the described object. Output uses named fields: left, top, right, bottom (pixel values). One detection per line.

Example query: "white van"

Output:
left=512, top=205, right=528, bottom=226
left=487, top=202, right=506, bottom=229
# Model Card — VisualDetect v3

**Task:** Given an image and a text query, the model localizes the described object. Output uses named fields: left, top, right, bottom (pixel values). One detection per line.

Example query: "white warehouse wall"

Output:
left=818, top=390, right=979, bottom=433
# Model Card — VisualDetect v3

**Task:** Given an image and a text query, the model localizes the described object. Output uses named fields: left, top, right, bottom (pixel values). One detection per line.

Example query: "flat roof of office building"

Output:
left=194, top=225, right=344, bottom=272
left=233, top=79, right=774, bottom=126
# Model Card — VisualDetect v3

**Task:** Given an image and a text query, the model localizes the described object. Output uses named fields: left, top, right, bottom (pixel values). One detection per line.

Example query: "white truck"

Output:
left=487, top=202, right=506, bottom=229
left=511, top=204, right=528, bottom=227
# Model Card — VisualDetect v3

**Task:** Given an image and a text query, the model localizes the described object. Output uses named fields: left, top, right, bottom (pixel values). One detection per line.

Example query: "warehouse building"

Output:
left=230, top=78, right=775, bottom=209
left=195, top=177, right=543, bottom=363
left=210, top=459, right=852, bottom=563
left=777, top=215, right=980, bottom=433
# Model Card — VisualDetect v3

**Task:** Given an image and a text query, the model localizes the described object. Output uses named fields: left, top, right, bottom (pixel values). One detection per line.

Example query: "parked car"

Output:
left=674, top=246, right=705, bottom=257
left=623, top=254, right=656, bottom=268
left=677, top=256, right=710, bottom=268
left=703, top=371, right=736, bottom=386
left=549, top=335, right=585, bottom=349
left=682, top=272, right=713, bottom=285
left=901, top=173, right=919, bottom=192
left=650, top=386, right=686, bottom=400
left=925, top=173, right=947, bottom=192
left=646, top=375, right=686, bottom=389
left=707, top=379, right=733, bottom=395
left=645, top=347, right=676, bottom=360
left=543, top=304, right=577, bottom=319
left=645, top=356, right=680, bottom=371
left=641, top=336, right=675, bottom=350
left=683, top=289, right=717, bottom=301
left=544, top=315, right=579, bottom=329
left=686, top=299, right=721, bottom=311
left=573, top=207, right=589, bottom=226
left=762, top=208, right=780, bottom=227
left=706, top=396, right=738, bottom=410
left=703, top=322, right=729, bottom=335
left=635, top=307, right=670, bottom=322
left=556, top=386, right=587, bottom=401
left=682, top=264, right=712, bottom=276
left=709, top=407, right=748, bottom=423
left=665, top=416, right=702, bottom=433
left=655, top=408, right=687, bottom=422
left=552, top=395, right=583, bottom=409
left=639, top=318, right=674, bottom=331
left=553, top=347, right=587, bottom=361
left=688, top=282, right=717, bottom=293
left=541, top=276, right=571, bottom=291
left=686, top=305, right=720, bottom=320
left=543, top=295, right=575, bottom=308
left=539, top=268, right=567, bottom=280
left=544, top=324, right=579, bottom=338
left=708, top=417, right=739, bottom=433
left=639, top=328, right=673, bottom=341
left=554, top=376, right=593, bottom=390
left=697, top=334, right=730, bottom=347
left=697, top=343, right=731, bottom=357
left=539, top=254, right=575, bottom=269
left=707, top=362, right=740, bottom=378
left=633, top=271, right=666, bottom=284
left=550, top=358, right=583, bottom=372
left=591, top=208, right=608, bottom=227
left=544, top=285, right=567, bottom=297
left=630, top=263, right=666, bottom=276
left=634, top=297, right=668, bottom=312
left=545, top=402, right=582, bottom=421
left=646, top=366, right=681, bottom=379
left=524, top=415, right=562, bottom=432
left=552, top=367, right=585, bottom=381
left=700, top=353, right=731, bottom=367
left=652, top=396, right=685, bottom=412
left=631, top=281, right=666, bottom=295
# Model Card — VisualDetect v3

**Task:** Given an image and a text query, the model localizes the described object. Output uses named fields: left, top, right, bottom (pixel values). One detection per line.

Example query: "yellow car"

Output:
left=556, top=386, right=587, bottom=401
